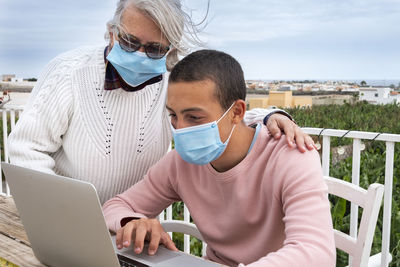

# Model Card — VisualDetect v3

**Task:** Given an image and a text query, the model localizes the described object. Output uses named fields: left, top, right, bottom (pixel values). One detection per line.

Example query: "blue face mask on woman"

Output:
left=106, top=42, right=167, bottom=87
left=171, top=103, right=236, bottom=165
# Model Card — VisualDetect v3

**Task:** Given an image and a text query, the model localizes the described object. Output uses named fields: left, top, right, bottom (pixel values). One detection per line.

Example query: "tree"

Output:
left=360, top=80, right=367, bottom=87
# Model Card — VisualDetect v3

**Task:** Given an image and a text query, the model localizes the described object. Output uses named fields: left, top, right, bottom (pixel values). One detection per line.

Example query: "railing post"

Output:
left=2, top=110, right=8, bottom=163
left=202, top=242, right=207, bottom=257
left=158, top=211, right=164, bottom=221
left=184, top=204, right=190, bottom=254
left=381, top=141, right=395, bottom=267
left=0, top=111, right=2, bottom=195
left=349, top=138, right=361, bottom=266
left=2, top=110, right=10, bottom=195
left=166, top=206, right=173, bottom=238
left=322, top=135, right=331, bottom=176
left=10, top=110, right=16, bottom=131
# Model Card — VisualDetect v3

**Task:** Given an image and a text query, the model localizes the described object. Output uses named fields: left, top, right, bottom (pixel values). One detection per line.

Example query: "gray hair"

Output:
left=106, top=0, right=208, bottom=70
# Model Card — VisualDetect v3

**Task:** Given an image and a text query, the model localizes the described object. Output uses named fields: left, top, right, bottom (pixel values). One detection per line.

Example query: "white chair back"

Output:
left=161, top=219, right=207, bottom=256
left=161, top=220, right=204, bottom=242
left=324, top=176, right=384, bottom=267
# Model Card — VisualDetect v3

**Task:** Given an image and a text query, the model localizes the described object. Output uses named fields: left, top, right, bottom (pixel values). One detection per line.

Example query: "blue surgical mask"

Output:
left=106, top=42, right=167, bottom=87
left=171, top=103, right=236, bottom=165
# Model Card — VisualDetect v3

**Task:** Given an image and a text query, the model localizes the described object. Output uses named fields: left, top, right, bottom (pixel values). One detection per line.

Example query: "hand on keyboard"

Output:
left=116, top=218, right=178, bottom=256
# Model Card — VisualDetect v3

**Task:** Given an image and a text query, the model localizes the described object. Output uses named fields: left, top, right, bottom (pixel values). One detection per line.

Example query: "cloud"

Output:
left=190, top=0, right=400, bottom=47
left=182, top=0, right=400, bottom=79
left=0, top=0, right=399, bottom=78
left=0, top=0, right=117, bottom=76
left=0, top=0, right=116, bottom=48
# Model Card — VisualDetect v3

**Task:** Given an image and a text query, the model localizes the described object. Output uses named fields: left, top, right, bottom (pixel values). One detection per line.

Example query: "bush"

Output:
left=287, top=102, right=400, bottom=266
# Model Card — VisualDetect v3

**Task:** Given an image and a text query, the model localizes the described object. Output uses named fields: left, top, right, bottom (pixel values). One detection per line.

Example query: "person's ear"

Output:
left=232, top=100, right=246, bottom=124
left=166, top=48, right=178, bottom=71
left=109, top=32, right=114, bottom=47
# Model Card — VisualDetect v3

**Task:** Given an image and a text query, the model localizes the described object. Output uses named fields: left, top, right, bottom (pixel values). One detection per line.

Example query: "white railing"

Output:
left=1, top=107, right=399, bottom=265
left=302, top=128, right=400, bottom=267
left=0, top=107, right=24, bottom=197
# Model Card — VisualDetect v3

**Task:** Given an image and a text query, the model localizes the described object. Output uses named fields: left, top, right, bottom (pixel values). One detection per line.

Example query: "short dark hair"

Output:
left=169, top=49, right=246, bottom=110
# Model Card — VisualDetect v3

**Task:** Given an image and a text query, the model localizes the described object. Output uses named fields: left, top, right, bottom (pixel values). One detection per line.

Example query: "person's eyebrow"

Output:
left=165, top=105, right=205, bottom=114
left=181, top=107, right=204, bottom=113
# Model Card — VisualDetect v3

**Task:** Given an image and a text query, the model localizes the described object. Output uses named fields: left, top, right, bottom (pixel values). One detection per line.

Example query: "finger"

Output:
left=293, top=129, right=306, bottom=153
left=161, top=232, right=178, bottom=252
left=305, top=136, right=316, bottom=150
left=122, top=222, right=135, bottom=248
left=134, top=222, right=147, bottom=254
left=148, top=228, right=161, bottom=255
left=283, top=124, right=296, bottom=148
left=266, top=119, right=281, bottom=139
left=312, top=143, right=318, bottom=150
left=116, top=228, right=124, bottom=250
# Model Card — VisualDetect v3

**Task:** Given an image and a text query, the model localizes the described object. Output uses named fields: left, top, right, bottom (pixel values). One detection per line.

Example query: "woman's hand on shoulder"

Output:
left=266, top=113, right=317, bottom=153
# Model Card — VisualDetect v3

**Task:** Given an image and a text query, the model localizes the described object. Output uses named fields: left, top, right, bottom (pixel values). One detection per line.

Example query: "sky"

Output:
left=0, top=0, right=399, bottom=80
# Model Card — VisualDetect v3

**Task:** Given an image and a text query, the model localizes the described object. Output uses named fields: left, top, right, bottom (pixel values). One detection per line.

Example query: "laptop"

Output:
left=2, top=163, right=221, bottom=267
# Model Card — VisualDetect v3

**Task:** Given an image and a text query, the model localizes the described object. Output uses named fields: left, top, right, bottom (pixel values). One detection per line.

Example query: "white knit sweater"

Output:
left=8, top=45, right=276, bottom=204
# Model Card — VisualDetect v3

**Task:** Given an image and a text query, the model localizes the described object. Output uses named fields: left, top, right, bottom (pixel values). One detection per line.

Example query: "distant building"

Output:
left=11, top=77, right=24, bottom=83
left=248, top=98, right=269, bottom=110
left=248, top=91, right=312, bottom=109
left=342, top=86, right=359, bottom=92
left=278, top=84, right=295, bottom=91
left=359, top=87, right=400, bottom=104
left=269, top=91, right=293, bottom=107
left=2, top=74, right=16, bottom=82
left=320, top=84, right=336, bottom=91
left=246, top=80, right=269, bottom=90
left=311, top=85, right=320, bottom=91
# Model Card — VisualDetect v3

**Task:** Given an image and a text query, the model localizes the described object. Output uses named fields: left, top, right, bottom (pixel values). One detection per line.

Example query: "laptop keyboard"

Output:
left=117, top=253, right=150, bottom=267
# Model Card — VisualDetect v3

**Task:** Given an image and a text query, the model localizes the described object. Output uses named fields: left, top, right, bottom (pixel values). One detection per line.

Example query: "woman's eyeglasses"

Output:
left=116, top=27, right=170, bottom=60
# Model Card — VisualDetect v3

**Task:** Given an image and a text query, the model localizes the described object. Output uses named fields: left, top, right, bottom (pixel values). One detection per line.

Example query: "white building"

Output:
left=279, top=84, right=296, bottom=91
left=11, top=77, right=24, bottom=83
left=359, top=87, right=400, bottom=105
left=1, top=74, right=15, bottom=82
left=320, top=84, right=336, bottom=91
left=342, top=86, right=359, bottom=92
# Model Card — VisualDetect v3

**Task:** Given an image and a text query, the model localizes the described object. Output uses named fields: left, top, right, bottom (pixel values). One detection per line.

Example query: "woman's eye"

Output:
left=168, top=113, right=176, bottom=118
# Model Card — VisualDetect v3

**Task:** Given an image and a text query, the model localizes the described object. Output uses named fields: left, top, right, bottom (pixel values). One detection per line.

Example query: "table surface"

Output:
left=0, top=194, right=45, bottom=266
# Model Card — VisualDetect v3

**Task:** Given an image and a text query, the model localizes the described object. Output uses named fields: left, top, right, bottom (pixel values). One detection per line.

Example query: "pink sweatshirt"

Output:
left=103, top=126, right=336, bottom=266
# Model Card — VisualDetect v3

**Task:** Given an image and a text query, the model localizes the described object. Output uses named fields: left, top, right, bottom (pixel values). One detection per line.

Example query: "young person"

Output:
left=102, top=50, right=336, bottom=266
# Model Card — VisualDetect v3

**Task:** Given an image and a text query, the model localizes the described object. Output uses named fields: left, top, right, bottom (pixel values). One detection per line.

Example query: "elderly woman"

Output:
left=8, top=0, right=314, bottom=204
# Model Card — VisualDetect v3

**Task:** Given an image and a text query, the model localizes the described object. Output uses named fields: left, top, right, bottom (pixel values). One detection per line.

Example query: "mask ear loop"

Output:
left=216, top=102, right=237, bottom=144
left=222, top=124, right=237, bottom=144
left=216, top=102, right=236, bottom=124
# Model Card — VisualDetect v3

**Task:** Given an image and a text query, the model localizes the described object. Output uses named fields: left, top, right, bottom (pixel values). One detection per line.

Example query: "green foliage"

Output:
left=287, top=102, right=400, bottom=266
left=169, top=201, right=203, bottom=256
left=287, top=101, right=400, bottom=134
